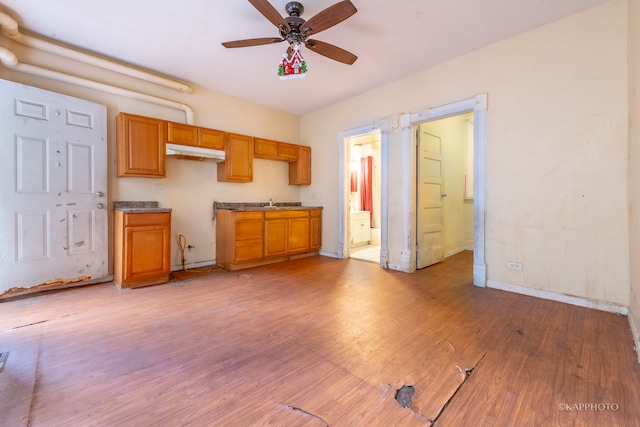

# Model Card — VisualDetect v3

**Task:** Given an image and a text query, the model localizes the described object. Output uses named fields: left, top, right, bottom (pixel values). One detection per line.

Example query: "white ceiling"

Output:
left=0, top=0, right=609, bottom=116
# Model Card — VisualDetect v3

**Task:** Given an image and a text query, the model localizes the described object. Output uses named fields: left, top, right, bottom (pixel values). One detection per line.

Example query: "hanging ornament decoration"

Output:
left=278, top=43, right=307, bottom=80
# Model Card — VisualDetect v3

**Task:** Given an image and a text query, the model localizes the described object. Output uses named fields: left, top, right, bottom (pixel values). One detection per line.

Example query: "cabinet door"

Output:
left=289, top=146, right=311, bottom=185
left=124, top=224, right=171, bottom=282
left=254, top=138, right=279, bottom=160
left=199, top=128, right=225, bottom=150
left=264, top=219, right=288, bottom=257
left=167, top=121, right=198, bottom=146
left=217, top=133, right=254, bottom=182
left=278, top=142, right=299, bottom=160
left=117, top=113, right=166, bottom=177
left=288, top=217, right=310, bottom=253
left=310, top=210, right=322, bottom=250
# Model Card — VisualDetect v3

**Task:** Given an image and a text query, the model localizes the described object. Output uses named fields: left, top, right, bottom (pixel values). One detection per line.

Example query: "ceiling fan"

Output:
left=222, top=0, right=358, bottom=65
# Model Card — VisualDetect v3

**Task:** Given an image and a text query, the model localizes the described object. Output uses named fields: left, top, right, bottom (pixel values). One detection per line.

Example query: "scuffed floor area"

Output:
left=1, top=251, right=639, bottom=426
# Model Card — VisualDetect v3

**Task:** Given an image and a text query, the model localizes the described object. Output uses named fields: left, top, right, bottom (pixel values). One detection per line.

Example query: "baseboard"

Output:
left=629, top=309, right=640, bottom=365
left=487, top=280, right=629, bottom=315
left=319, top=250, right=339, bottom=259
left=171, top=260, right=217, bottom=272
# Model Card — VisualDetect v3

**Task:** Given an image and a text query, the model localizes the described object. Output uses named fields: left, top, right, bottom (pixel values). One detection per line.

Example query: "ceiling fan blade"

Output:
left=300, top=0, right=357, bottom=36
left=222, top=37, right=284, bottom=48
left=305, top=39, right=357, bottom=65
left=248, top=0, right=290, bottom=32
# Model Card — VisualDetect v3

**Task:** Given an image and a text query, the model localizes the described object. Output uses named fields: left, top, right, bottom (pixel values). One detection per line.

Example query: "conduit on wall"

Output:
left=0, top=10, right=192, bottom=94
left=0, top=10, right=195, bottom=123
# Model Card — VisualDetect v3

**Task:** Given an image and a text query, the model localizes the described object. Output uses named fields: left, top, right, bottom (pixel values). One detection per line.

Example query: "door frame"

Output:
left=402, top=94, right=487, bottom=285
left=337, top=124, right=390, bottom=267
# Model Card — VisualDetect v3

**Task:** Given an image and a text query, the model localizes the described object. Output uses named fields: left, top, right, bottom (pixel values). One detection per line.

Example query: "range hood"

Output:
left=166, top=143, right=225, bottom=162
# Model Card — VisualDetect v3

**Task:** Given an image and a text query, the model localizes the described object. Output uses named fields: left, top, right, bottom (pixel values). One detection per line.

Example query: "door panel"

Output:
left=417, top=129, right=445, bottom=269
left=0, top=79, right=108, bottom=294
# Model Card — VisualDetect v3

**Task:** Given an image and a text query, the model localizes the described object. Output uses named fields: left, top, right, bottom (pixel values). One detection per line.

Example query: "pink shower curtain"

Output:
left=360, top=156, right=373, bottom=223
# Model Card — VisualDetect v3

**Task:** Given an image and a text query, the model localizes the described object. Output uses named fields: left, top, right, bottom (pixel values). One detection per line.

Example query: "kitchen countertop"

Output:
left=214, top=202, right=323, bottom=212
left=113, top=201, right=172, bottom=213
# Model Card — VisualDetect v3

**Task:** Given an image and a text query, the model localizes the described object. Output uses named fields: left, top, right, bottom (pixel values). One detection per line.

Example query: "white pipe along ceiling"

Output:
left=0, top=9, right=195, bottom=123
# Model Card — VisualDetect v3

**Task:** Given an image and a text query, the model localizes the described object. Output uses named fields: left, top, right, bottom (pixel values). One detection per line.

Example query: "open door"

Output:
left=416, top=128, right=445, bottom=269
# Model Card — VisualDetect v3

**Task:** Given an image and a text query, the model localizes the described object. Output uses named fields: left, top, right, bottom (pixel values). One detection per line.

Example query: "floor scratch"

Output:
left=10, top=320, right=48, bottom=330
left=284, top=404, right=329, bottom=426
left=429, top=351, right=487, bottom=426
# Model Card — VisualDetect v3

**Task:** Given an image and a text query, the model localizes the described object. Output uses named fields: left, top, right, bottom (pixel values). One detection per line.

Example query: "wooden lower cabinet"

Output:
left=264, top=210, right=309, bottom=257
left=310, top=209, right=322, bottom=250
left=216, top=208, right=321, bottom=270
left=114, top=210, right=171, bottom=288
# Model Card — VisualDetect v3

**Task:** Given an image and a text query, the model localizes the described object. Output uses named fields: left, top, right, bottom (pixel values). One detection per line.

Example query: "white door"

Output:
left=0, top=79, right=108, bottom=295
left=417, top=128, right=445, bottom=269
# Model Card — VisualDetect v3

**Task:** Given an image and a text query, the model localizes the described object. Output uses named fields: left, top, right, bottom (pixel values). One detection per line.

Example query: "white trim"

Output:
left=487, top=280, right=629, bottom=315
left=629, top=309, right=640, bottom=364
left=319, top=250, right=339, bottom=259
left=401, top=94, right=488, bottom=284
left=337, top=125, right=389, bottom=268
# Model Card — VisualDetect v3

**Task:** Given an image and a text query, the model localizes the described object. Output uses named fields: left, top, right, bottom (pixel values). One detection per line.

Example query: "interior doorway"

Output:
left=401, top=93, right=487, bottom=285
left=348, top=131, right=382, bottom=264
left=416, top=113, right=475, bottom=269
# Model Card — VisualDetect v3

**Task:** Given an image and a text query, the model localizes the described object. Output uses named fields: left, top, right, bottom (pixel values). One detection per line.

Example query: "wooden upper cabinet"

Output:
left=167, top=121, right=198, bottom=146
left=289, top=145, right=311, bottom=185
left=167, top=122, right=225, bottom=150
left=254, top=138, right=300, bottom=161
left=277, top=142, right=299, bottom=160
left=117, top=112, right=166, bottom=178
left=217, top=133, right=254, bottom=182
left=198, top=128, right=225, bottom=150
left=254, top=138, right=279, bottom=159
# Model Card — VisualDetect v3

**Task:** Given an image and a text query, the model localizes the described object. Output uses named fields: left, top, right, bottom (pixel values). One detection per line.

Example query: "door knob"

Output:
left=95, top=191, right=104, bottom=197
left=96, top=203, right=105, bottom=209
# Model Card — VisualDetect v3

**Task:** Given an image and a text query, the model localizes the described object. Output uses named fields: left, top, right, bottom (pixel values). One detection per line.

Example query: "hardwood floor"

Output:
left=1, top=251, right=639, bottom=426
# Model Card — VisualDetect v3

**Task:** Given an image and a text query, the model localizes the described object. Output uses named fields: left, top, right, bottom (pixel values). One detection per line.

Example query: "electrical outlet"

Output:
left=153, top=183, right=164, bottom=191
left=219, top=184, right=228, bottom=192
left=507, top=262, right=523, bottom=271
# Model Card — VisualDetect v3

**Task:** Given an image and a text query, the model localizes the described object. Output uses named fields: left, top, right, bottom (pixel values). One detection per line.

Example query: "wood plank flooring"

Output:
left=1, top=251, right=639, bottom=426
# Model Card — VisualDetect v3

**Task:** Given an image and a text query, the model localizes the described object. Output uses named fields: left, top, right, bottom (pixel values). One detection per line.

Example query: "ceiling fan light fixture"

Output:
left=223, top=1, right=358, bottom=70
left=278, top=42, right=307, bottom=80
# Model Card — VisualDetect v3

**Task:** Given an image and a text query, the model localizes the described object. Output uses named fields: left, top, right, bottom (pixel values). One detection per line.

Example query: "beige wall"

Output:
left=300, top=1, right=629, bottom=305
left=627, top=0, right=640, bottom=359
left=0, top=1, right=634, bottom=314
left=0, top=39, right=301, bottom=270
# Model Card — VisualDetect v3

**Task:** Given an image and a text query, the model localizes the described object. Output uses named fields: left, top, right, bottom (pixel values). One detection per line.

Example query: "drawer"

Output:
left=123, top=212, right=171, bottom=227
left=236, top=219, right=263, bottom=240
left=235, top=239, right=263, bottom=262
left=264, top=210, right=309, bottom=219
left=235, top=211, right=264, bottom=221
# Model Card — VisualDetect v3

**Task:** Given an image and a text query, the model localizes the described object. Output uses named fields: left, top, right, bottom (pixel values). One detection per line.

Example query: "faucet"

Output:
left=269, top=198, right=276, bottom=206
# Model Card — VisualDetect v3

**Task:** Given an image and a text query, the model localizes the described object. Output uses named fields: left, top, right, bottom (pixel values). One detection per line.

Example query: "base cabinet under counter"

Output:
left=114, top=209, right=171, bottom=288
left=216, top=208, right=322, bottom=270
